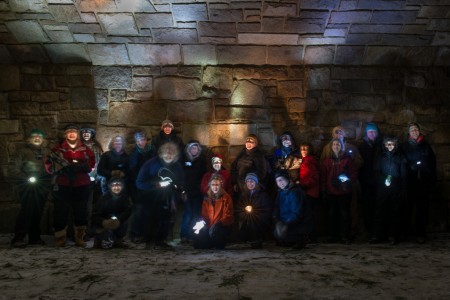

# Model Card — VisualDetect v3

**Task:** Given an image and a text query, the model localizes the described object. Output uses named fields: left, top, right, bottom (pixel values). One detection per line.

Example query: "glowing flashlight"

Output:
left=417, top=161, right=421, bottom=165
left=111, top=216, right=118, bottom=220
left=338, top=174, right=349, bottom=182
left=193, top=220, right=206, bottom=234
left=28, top=176, right=37, bottom=183
left=245, top=205, right=253, bottom=213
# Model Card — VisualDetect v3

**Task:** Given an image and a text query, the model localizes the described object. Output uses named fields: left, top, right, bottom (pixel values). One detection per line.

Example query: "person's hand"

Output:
left=102, top=218, right=120, bottom=230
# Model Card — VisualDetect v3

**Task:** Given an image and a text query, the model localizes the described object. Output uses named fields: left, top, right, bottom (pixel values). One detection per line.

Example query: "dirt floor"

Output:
left=1, top=234, right=450, bottom=300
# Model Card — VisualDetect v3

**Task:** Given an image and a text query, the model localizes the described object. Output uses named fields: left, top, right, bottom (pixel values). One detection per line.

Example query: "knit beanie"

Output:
left=274, top=169, right=290, bottom=181
left=161, top=120, right=174, bottom=130
left=212, top=154, right=223, bottom=164
left=30, top=128, right=45, bottom=137
left=246, top=134, right=259, bottom=145
left=365, top=123, right=378, bottom=133
left=80, top=127, right=96, bottom=138
left=134, top=130, right=147, bottom=140
left=245, top=172, right=259, bottom=184
left=64, top=124, right=79, bottom=132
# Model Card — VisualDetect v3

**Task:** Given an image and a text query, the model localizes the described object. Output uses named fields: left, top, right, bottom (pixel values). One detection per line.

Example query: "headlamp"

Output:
left=28, top=176, right=37, bottom=183
left=193, top=220, right=206, bottom=234
left=245, top=205, right=253, bottom=213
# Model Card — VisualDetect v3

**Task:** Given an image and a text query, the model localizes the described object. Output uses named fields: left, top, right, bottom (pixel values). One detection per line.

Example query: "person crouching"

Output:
left=192, top=174, right=234, bottom=249
left=92, top=177, right=131, bottom=249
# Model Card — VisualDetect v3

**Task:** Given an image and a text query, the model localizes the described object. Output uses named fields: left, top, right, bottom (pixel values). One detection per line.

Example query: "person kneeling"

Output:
left=92, top=177, right=131, bottom=249
left=192, top=175, right=234, bottom=249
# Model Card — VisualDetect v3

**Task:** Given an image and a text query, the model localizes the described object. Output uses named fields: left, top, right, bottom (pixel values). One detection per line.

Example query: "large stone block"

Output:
left=46, top=30, right=74, bottom=43
left=203, top=67, right=233, bottom=90
left=348, top=95, right=386, bottom=111
left=341, top=79, right=371, bottom=93
left=19, top=116, right=58, bottom=139
left=238, top=33, right=298, bottom=45
left=198, top=22, right=237, bottom=37
left=285, top=18, right=326, bottom=34
left=371, top=10, right=418, bottom=24
left=435, top=47, right=450, bottom=66
left=87, top=44, right=130, bottom=65
left=304, top=46, right=334, bottom=65
left=357, top=0, right=405, bottom=9
left=0, top=120, right=19, bottom=134
left=6, top=20, right=49, bottom=43
left=45, top=44, right=91, bottom=64
left=210, top=9, right=243, bottom=22
left=70, top=88, right=97, bottom=109
left=115, top=0, right=156, bottom=12
left=381, top=34, right=433, bottom=47
left=108, top=101, right=167, bottom=125
left=230, top=80, right=264, bottom=105
left=93, top=66, right=132, bottom=89
left=362, top=46, right=403, bottom=66
left=8, top=45, right=49, bottom=64
left=127, top=91, right=152, bottom=100
left=432, top=32, right=450, bottom=46
left=235, top=66, right=289, bottom=80
left=215, top=106, right=270, bottom=121
left=135, top=13, right=174, bottom=28
left=262, top=3, right=297, bottom=16
left=48, top=4, right=82, bottom=22
left=110, top=90, right=127, bottom=102
left=0, top=45, right=13, bottom=64
left=9, top=0, right=48, bottom=12
left=168, top=99, right=213, bottom=123
left=261, top=17, right=284, bottom=33
left=41, top=100, right=70, bottom=112
left=267, top=46, right=303, bottom=65
left=330, top=11, right=372, bottom=23
left=153, top=28, right=197, bottom=43
left=217, top=46, right=266, bottom=64
left=300, top=0, right=339, bottom=9
left=31, top=92, right=60, bottom=103
left=334, top=46, right=365, bottom=65
left=132, top=76, right=153, bottom=91
left=349, top=24, right=402, bottom=34
left=128, top=44, right=181, bottom=65
left=307, top=67, right=330, bottom=90
left=172, top=3, right=208, bottom=22
left=68, top=23, right=102, bottom=33
left=0, top=65, right=19, bottom=91
left=58, top=110, right=98, bottom=123
left=77, top=0, right=117, bottom=12
left=277, top=80, right=303, bottom=97
left=289, top=98, right=319, bottom=112
left=154, top=76, right=201, bottom=100
left=98, top=13, right=139, bottom=36
left=182, top=45, right=217, bottom=65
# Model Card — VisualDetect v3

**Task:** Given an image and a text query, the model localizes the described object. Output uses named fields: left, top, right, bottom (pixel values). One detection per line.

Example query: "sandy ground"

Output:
left=1, top=234, right=450, bottom=300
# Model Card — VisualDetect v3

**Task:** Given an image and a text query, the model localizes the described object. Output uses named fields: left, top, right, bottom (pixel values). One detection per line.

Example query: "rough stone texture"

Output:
left=267, top=46, right=303, bottom=65
left=44, top=44, right=91, bottom=63
left=217, top=46, right=266, bottom=64
left=108, top=101, right=167, bottom=126
left=230, top=80, right=265, bottom=106
left=0, top=120, right=19, bottom=134
left=168, top=99, right=213, bottom=123
left=304, top=46, right=335, bottom=65
left=93, top=66, right=132, bottom=89
left=172, top=3, right=208, bottom=22
left=182, top=45, right=217, bottom=65
left=98, top=13, right=139, bottom=36
left=128, top=44, right=181, bottom=65
left=0, top=65, right=20, bottom=91
left=70, top=88, right=97, bottom=109
left=154, top=77, right=201, bottom=100
left=203, top=67, right=233, bottom=90
left=87, top=44, right=130, bottom=65
left=5, top=20, right=49, bottom=43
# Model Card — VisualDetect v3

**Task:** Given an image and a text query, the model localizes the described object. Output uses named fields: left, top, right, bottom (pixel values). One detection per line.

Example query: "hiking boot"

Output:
left=74, top=227, right=86, bottom=247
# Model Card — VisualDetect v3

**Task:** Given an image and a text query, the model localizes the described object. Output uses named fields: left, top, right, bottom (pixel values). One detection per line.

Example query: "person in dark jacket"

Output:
left=180, top=140, right=208, bottom=243
left=400, top=122, right=437, bottom=243
left=97, top=135, right=130, bottom=194
left=128, top=130, right=155, bottom=242
left=236, top=173, right=272, bottom=248
left=136, top=141, right=184, bottom=247
left=151, top=119, right=184, bottom=154
left=92, top=177, right=131, bottom=249
left=45, top=124, right=96, bottom=247
left=320, top=138, right=357, bottom=244
left=370, top=136, right=407, bottom=245
left=9, top=129, right=52, bottom=247
left=358, top=122, right=383, bottom=239
left=273, top=170, right=312, bottom=249
left=272, top=131, right=301, bottom=184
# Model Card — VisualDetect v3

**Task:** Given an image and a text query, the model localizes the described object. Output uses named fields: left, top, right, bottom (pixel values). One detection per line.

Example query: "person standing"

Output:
left=201, top=154, right=232, bottom=196
left=151, top=119, right=184, bottom=153
left=45, top=124, right=95, bottom=247
left=272, top=132, right=301, bottom=184
left=400, top=122, right=436, bottom=243
left=9, top=129, right=52, bottom=247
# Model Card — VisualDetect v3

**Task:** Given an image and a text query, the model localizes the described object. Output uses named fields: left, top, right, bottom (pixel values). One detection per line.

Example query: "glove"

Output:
left=111, top=170, right=125, bottom=178
left=275, top=221, right=288, bottom=239
left=102, top=218, right=120, bottom=230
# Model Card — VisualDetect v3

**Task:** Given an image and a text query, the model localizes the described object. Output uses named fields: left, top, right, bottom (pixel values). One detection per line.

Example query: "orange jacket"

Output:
left=201, top=192, right=234, bottom=227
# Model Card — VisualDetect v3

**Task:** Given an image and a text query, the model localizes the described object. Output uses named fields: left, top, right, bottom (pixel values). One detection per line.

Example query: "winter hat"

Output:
left=407, top=122, right=421, bottom=133
left=134, top=130, right=147, bottom=140
left=365, top=123, right=378, bottom=133
left=80, top=127, right=96, bottom=138
left=246, top=134, right=259, bottom=145
left=332, top=126, right=345, bottom=138
left=212, top=154, right=223, bottom=164
left=161, top=120, right=174, bottom=130
left=245, top=173, right=259, bottom=184
left=383, top=136, right=398, bottom=146
left=30, top=128, right=45, bottom=137
left=108, top=177, right=125, bottom=187
left=64, top=124, right=79, bottom=132
left=274, top=170, right=290, bottom=181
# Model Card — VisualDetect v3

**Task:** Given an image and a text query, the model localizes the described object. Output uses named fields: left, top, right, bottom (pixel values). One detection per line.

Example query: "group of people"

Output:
left=8, top=119, right=436, bottom=250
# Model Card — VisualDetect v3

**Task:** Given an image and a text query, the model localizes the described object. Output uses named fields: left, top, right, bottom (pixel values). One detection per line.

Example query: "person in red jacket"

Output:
left=45, top=124, right=95, bottom=247
left=200, top=154, right=232, bottom=196
left=320, top=138, right=357, bottom=244
left=192, top=174, right=234, bottom=249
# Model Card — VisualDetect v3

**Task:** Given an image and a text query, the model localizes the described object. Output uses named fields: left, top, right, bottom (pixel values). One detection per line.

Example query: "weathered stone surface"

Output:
left=0, top=120, right=19, bottom=134
left=217, top=46, right=266, bottom=64
left=80, top=12, right=97, bottom=23
left=154, top=77, right=201, bottom=100
left=289, top=98, right=319, bottom=112
left=362, top=46, right=404, bottom=66
left=371, top=10, right=418, bottom=24
left=0, top=93, right=8, bottom=118
left=9, top=0, right=48, bottom=12
left=108, top=101, right=167, bottom=125
left=68, top=23, right=102, bottom=33
left=238, top=33, right=298, bottom=45
left=127, top=91, right=152, bottom=100
left=132, top=77, right=153, bottom=91
left=6, top=20, right=49, bottom=43
left=435, top=47, right=450, bottom=66
left=10, top=102, right=40, bottom=115
left=41, top=100, right=70, bottom=111
left=262, top=3, right=297, bottom=17
left=304, top=46, right=334, bottom=65
left=115, top=0, right=156, bottom=12
left=31, top=92, right=59, bottom=102
left=48, top=4, right=82, bottom=22
left=45, top=44, right=91, bottom=64
left=432, top=32, right=450, bottom=46
left=235, top=67, right=289, bottom=80
left=334, top=46, right=365, bottom=65
left=133, top=67, right=161, bottom=76
left=168, top=99, right=213, bottom=122
left=182, top=45, right=217, bottom=65
left=285, top=18, right=326, bottom=34
left=341, top=79, right=371, bottom=93
left=347, top=95, right=386, bottom=111
left=128, top=44, right=181, bottom=65
left=330, top=11, right=372, bottom=23
left=58, top=110, right=98, bottom=123
left=350, top=24, right=402, bottom=34
left=20, top=116, right=58, bottom=139
left=210, top=9, right=243, bottom=22
left=307, top=67, right=330, bottom=90
left=135, top=13, right=174, bottom=28
left=172, top=3, right=208, bottom=22
left=357, top=0, right=405, bottom=9
left=153, top=28, right=197, bottom=43
left=70, top=88, right=97, bottom=109
left=300, top=0, right=339, bottom=9
left=47, top=30, right=74, bottom=43
left=261, top=17, right=284, bottom=33
left=230, top=80, right=264, bottom=106
left=381, top=34, right=433, bottom=47
left=215, top=106, right=270, bottom=121
left=0, top=66, right=20, bottom=91
left=237, top=22, right=261, bottom=32
left=0, top=45, right=13, bottom=64
left=7, top=45, right=49, bottom=64
left=198, top=22, right=237, bottom=37
left=87, top=44, right=130, bottom=65
left=93, top=66, right=132, bottom=89
left=74, top=34, right=95, bottom=42
left=110, top=90, right=127, bottom=102
left=278, top=80, right=303, bottom=97
left=267, top=46, right=303, bottom=65
left=98, top=13, right=139, bottom=36
left=203, top=67, right=233, bottom=90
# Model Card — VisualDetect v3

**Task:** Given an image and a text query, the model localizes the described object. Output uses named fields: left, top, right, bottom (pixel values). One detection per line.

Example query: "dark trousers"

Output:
left=140, top=195, right=172, bottom=242
left=193, top=223, right=232, bottom=249
left=14, top=183, right=50, bottom=241
left=373, top=185, right=402, bottom=240
left=361, top=183, right=377, bottom=238
left=405, top=181, right=431, bottom=238
left=53, top=185, right=90, bottom=232
left=180, top=193, right=203, bottom=240
left=327, top=193, right=352, bottom=240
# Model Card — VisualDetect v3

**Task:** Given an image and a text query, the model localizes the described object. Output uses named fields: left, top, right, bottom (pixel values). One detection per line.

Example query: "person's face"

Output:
left=246, top=179, right=256, bottom=191
left=366, top=130, right=378, bottom=141
left=409, top=126, right=420, bottom=140
left=212, top=160, right=222, bottom=171
left=189, top=145, right=199, bottom=157
left=110, top=182, right=123, bottom=195
left=136, top=137, right=147, bottom=149
left=161, top=144, right=177, bottom=164
left=29, top=134, right=44, bottom=146
left=112, top=138, right=123, bottom=152
left=281, top=136, right=292, bottom=148
left=82, top=132, right=91, bottom=142
left=163, top=125, right=172, bottom=135
left=384, top=141, right=395, bottom=152
left=210, top=179, right=222, bottom=195
left=333, top=129, right=344, bottom=140
left=331, top=140, right=341, bottom=154
left=245, top=139, right=256, bottom=150
left=300, top=145, right=309, bottom=158
left=66, top=130, right=79, bottom=143
left=276, top=176, right=289, bottom=190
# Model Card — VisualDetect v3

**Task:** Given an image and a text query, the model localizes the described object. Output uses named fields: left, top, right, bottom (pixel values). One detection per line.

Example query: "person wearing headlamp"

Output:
left=9, top=129, right=52, bottom=247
